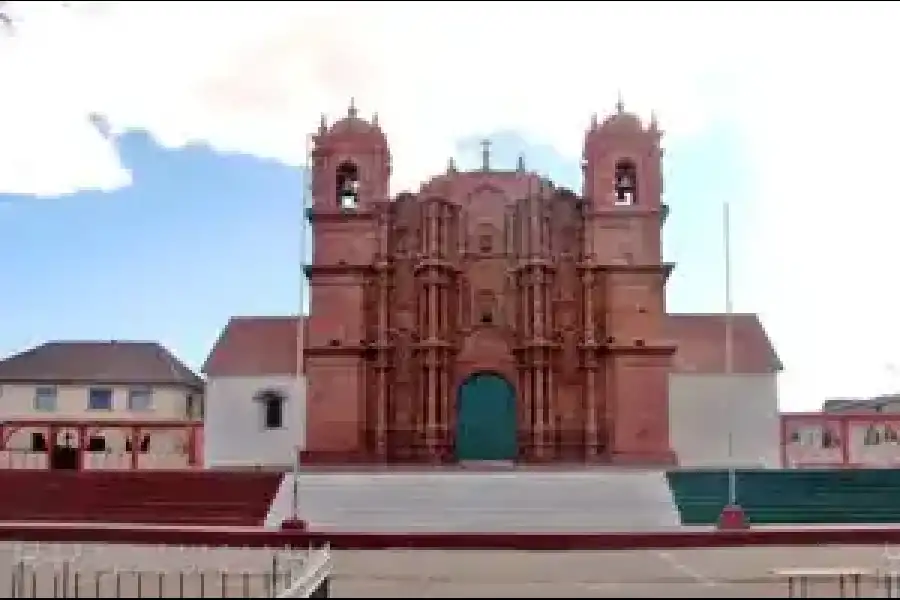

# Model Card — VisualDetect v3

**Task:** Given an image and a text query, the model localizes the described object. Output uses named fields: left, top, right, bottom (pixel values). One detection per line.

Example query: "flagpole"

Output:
left=724, top=202, right=734, bottom=379
left=724, top=202, right=737, bottom=506
left=290, top=132, right=313, bottom=526
left=717, top=200, right=747, bottom=529
left=299, top=131, right=311, bottom=381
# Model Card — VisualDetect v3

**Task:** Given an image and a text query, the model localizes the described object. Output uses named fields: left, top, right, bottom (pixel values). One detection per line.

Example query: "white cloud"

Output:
left=1, top=1, right=899, bottom=409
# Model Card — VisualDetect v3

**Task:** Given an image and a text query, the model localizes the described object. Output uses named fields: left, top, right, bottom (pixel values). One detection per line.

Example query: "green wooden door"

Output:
left=455, top=373, right=517, bottom=461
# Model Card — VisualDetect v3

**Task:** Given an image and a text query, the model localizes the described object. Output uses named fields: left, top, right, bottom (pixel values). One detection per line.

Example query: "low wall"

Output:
left=4, top=523, right=900, bottom=550
left=2, top=541, right=306, bottom=598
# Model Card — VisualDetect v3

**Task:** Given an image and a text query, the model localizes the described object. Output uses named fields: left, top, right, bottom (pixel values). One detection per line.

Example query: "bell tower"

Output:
left=310, top=99, right=390, bottom=212
left=303, top=100, right=391, bottom=462
left=581, top=98, right=676, bottom=464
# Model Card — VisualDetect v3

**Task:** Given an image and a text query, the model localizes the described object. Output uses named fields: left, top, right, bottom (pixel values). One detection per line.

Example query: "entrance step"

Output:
left=265, top=469, right=681, bottom=532
left=458, top=460, right=516, bottom=470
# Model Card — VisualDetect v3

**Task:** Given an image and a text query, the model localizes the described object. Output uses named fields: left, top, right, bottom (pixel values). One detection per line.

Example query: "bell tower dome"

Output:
left=311, top=99, right=391, bottom=211
left=582, top=96, right=663, bottom=211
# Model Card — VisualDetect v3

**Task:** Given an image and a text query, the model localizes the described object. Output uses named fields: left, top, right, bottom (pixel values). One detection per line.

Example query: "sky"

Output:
left=1, top=1, right=899, bottom=412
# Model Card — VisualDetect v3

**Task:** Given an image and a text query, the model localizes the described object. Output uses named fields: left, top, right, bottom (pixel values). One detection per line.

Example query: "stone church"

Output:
left=202, top=102, right=782, bottom=470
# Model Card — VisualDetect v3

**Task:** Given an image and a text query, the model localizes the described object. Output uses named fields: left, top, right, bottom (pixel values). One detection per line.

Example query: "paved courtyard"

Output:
left=3, top=541, right=900, bottom=597
left=332, top=545, right=900, bottom=597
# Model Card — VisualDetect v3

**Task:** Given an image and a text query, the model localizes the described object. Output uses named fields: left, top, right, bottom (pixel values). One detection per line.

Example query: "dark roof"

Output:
left=823, top=395, right=900, bottom=413
left=667, top=313, right=783, bottom=374
left=203, top=313, right=780, bottom=377
left=202, top=316, right=301, bottom=377
left=0, top=341, right=204, bottom=387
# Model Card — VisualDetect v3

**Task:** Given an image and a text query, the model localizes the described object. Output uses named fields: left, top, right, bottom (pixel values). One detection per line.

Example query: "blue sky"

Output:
left=0, top=122, right=750, bottom=380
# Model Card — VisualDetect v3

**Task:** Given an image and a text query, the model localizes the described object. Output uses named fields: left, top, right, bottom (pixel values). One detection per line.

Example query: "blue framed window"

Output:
left=33, top=386, right=57, bottom=412
left=88, top=387, right=113, bottom=411
left=127, top=388, right=152, bottom=411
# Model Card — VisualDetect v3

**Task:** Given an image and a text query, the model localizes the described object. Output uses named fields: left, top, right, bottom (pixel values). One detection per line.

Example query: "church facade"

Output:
left=302, top=102, right=679, bottom=465
left=202, top=103, right=783, bottom=470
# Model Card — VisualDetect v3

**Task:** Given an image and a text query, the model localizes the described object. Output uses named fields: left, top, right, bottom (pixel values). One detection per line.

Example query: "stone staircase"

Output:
left=266, top=468, right=681, bottom=532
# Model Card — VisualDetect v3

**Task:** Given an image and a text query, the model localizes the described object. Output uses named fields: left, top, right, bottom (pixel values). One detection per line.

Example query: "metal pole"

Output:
left=291, top=444, right=300, bottom=522
left=299, top=132, right=311, bottom=380
left=724, top=201, right=737, bottom=505
left=727, top=432, right=736, bottom=504
left=294, top=132, right=313, bottom=469
left=288, top=131, right=314, bottom=523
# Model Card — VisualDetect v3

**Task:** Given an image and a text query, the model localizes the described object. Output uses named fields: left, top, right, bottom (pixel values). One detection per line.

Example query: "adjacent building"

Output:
left=0, top=340, right=204, bottom=469
left=783, top=394, right=900, bottom=468
left=202, top=317, right=305, bottom=470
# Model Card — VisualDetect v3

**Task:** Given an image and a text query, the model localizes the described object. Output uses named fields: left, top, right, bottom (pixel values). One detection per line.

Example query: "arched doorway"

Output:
left=455, top=372, right=517, bottom=462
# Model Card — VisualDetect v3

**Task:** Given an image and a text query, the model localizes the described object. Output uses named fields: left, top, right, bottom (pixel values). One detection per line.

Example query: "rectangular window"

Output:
left=186, top=394, right=204, bottom=420
left=127, top=388, right=152, bottom=411
left=87, top=435, right=106, bottom=452
left=125, top=434, right=151, bottom=453
left=33, top=386, right=57, bottom=412
left=264, top=397, right=284, bottom=429
left=88, top=388, right=113, bottom=411
left=31, top=432, right=47, bottom=452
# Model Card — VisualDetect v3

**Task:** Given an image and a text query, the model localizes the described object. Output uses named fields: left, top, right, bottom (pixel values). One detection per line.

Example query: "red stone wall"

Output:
left=5, top=521, right=900, bottom=551
left=303, top=108, right=675, bottom=465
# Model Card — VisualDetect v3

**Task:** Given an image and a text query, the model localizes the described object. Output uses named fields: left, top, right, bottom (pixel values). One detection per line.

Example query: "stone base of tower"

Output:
left=610, top=449, right=678, bottom=467
left=298, top=450, right=380, bottom=465
left=299, top=448, right=455, bottom=466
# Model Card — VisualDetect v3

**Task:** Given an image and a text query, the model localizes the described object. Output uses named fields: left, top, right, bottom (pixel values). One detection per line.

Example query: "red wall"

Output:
left=4, top=522, right=900, bottom=551
left=782, top=412, right=900, bottom=468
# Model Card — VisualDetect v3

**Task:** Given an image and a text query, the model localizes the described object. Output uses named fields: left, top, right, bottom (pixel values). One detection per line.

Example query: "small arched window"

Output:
left=474, top=223, right=498, bottom=256
left=614, top=159, right=637, bottom=206
left=336, top=161, right=360, bottom=210
left=476, top=290, right=497, bottom=326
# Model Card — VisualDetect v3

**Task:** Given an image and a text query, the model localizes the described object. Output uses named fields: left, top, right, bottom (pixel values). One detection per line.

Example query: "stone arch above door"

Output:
left=454, top=328, right=517, bottom=395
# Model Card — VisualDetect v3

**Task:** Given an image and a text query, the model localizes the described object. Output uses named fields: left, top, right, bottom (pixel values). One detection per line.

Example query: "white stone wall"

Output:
left=669, top=373, right=780, bottom=468
left=203, top=375, right=305, bottom=469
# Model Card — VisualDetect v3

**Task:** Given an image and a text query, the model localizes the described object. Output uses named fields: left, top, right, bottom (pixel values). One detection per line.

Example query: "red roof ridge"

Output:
left=203, top=312, right=780, bottom=378
left=203, top=316, right=302, bottom=377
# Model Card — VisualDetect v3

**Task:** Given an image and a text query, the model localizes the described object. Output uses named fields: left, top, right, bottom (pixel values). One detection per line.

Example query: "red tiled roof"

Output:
left=0, top=341, right=203, bottom=387
left=202, top=316, right=302, bottom=377
left=668, top=313, right=782, bottom=374
left=203, top=313, right=781, bottom=377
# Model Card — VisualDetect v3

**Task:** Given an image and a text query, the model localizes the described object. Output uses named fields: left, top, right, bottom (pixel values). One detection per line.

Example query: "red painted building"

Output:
left=297, top=100, right=703, bottom=466
left=781, top=412, right=900, bottom=468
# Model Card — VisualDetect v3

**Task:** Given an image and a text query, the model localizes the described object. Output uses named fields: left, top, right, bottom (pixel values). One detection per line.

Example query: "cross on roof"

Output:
left=480, top=139, right=492, bottom=172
